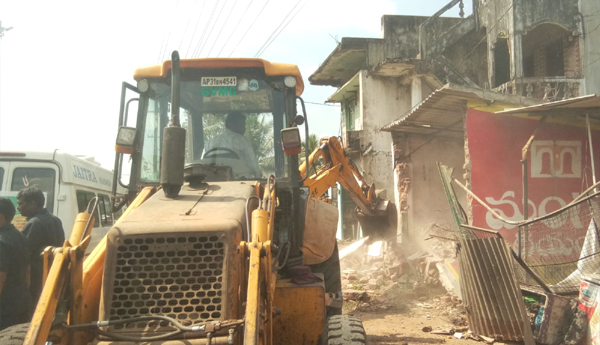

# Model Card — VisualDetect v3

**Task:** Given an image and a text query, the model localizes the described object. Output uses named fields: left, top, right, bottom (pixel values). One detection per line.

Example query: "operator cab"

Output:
left=114, top=59, right=304, bottom=196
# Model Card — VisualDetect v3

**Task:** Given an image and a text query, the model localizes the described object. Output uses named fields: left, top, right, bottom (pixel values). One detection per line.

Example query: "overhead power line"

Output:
left=217, top=0, right=254, bottom=57
left=207, top=0, right=238, bottom=57
left=305, top=102, right=340, bottom=107
left=255, top=0, right=307, bottom=58
left=583, top=55, right=600, bottom=70
left=178, top=0, right=199, bottom=53
left=185, top=0, right=208, bottom=58
left=158, top=0, right=181, bottom=62
left=456, top=3, right=513, bottom=68
left=197, top=0, right=229, bottom=57
left=228, top=0, right=271, bottom=57
left=254, top=0, right=302, bottom=58
left=191, top=0, right=220, bottom=58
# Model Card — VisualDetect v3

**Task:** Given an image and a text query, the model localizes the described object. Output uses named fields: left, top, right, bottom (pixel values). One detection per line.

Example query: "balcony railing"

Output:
left=493, top=77, right=582, bottom=102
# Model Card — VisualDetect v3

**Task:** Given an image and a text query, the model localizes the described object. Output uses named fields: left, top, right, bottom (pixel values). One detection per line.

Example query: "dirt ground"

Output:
left=345, top=288, right=520, bottom=345
left=344, top=287, right=473, bottom=345
left=338, top=238, right=522, bottom=345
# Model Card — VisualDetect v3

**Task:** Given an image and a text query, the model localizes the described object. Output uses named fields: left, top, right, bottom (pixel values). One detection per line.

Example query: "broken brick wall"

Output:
left=392, top=131, right=411, bottom=243
left=391, top=130, right=466, bottom=244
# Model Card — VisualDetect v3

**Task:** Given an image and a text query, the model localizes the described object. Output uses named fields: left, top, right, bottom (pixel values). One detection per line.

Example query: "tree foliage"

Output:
left=244, top=114, right=274, bottom=173
left=301, top=134, right=323, bottom=172
left=301, top=134, right=320, bottom=160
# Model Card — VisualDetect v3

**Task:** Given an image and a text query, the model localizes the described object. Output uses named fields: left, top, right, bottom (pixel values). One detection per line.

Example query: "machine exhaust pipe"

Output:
left=160, top=51, right=186, bottom=198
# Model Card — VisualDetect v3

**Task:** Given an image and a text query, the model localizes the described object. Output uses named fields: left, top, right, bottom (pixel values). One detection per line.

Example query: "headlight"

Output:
left=137, top=78, right=149, bottom=93
left=284, top=76, right=297, bottom=88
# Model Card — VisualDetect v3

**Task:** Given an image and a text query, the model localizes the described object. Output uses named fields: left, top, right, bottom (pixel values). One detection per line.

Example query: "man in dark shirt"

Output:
left=17, top=187, right=65, bottom=306
left=0, top=197, right=33, bottom=330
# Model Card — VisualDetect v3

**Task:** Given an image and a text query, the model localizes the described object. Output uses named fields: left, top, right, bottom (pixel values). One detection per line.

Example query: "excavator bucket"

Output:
left=356, top=200, right=397, bottom=241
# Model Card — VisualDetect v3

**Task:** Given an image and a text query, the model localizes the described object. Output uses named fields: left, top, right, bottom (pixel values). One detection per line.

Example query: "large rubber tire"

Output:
left=0, top=323, right=30, bottom=345
left=308, top=243, right=342, bottom=316
left=326, top=315, right=367, bottom=345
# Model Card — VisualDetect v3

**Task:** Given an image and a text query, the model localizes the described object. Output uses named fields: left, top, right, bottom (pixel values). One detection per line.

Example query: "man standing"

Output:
left=17, top=187, right=64, bottom=306
left=0, top=197, right=33, bottom=330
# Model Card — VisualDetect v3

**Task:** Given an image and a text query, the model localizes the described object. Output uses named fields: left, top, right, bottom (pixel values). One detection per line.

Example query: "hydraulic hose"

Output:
left=276, top=241, right=291, bottom=271
left=245, top=196, right=261, bottom=242
left=63, top=315, right=204, bottom=332
left=297, top=97, right=310, bottom=183
left=63, top=316, right=244, bottom=342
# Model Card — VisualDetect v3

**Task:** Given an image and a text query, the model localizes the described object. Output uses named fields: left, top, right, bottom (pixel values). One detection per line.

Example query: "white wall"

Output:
left=407, top=135, right=466, bottom=239
left=358, top=70, right=412, bottom=196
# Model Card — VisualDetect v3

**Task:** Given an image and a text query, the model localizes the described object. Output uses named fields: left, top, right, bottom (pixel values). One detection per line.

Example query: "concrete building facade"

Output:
left=310, top=0, right=600, bottom=243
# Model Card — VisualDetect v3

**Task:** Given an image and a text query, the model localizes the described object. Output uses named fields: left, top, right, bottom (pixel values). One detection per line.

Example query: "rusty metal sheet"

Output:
left=380, top=83, right=540, bottom=135
left=497, top=94, right=600, bottom=114
left=458, top=237, right=535, bottom=344
left=380, top=87, right=467, bottom=135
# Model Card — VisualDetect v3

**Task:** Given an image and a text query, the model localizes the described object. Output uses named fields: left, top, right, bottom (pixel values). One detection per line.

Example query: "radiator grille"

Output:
left=107, top=234, right=225, bottom=331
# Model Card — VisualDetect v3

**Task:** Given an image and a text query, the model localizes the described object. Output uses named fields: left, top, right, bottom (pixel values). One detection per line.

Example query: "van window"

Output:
left=76, top=190, right=99, bottom=227
left=98, top=194, right=113, bottom=227
left=0, top=167, right=4, bottom=189
left=112, top=197, right=124, bottom=223
left=11, top=168, right=56, bottom=214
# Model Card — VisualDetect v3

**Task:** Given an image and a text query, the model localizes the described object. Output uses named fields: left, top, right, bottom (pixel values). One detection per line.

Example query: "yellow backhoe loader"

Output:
left=0, top=51, right=396, bottom=345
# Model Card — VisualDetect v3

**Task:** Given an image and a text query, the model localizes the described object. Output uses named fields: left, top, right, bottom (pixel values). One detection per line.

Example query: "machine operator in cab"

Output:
left=203, top=112, right=262, bottom=179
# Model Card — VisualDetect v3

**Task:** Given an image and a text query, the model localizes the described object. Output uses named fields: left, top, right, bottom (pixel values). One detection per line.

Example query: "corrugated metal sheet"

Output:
left=458, top=237, right=535, bottom=344
left=496, top=94, right=600, bottom=114
left=380, top=87, right=467, bottom=137
left=380, top=84, right=540, bottom=137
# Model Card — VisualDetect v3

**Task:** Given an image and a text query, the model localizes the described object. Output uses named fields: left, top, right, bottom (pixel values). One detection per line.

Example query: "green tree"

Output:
left=301, top=134, right=320, bottom=159
left=202, top=113, right=225, bottom=143
left=245, top=114, right=275, bottom=174
left=300, top=134, right=322, bottom=173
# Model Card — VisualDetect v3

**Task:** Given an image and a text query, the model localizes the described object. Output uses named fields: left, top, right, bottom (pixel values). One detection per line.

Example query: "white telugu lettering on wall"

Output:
left=484, top=191, right=582, bottom=230
left=484, top=191, right=584, bottom=257
left=531, top=140, right=581, bottom=178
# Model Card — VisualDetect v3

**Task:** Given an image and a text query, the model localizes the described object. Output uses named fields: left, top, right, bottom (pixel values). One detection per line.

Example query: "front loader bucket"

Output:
left=356, top=200, right=397, bottom=241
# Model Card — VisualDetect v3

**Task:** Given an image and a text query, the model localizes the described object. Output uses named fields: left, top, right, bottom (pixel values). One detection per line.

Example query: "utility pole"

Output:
left=0, top=20, right=13, bottom=149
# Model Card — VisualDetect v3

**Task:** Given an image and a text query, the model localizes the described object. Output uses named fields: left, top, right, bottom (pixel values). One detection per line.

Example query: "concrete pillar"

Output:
left=512, top=33, right=523, bottom=79
left=488, top=36, right=495, bottom=88
left=411, top=77, right=422, bottom=108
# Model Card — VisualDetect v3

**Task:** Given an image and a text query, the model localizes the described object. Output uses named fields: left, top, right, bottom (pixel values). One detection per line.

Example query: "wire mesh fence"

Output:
left=515, top=194, right=600, bottom=293
left=452, top=194, right=600, bottom=294
left=438, top=162, right=600, bottom=294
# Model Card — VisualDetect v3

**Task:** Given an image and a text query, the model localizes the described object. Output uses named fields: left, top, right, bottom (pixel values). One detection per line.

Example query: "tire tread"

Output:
left=326, top=315, right=367, bottom=345
left=0, top=323, right=30, bottom=345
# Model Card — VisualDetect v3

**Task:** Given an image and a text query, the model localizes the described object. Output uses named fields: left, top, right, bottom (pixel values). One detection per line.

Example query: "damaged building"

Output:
left=309, top=0, right=600, bottom=243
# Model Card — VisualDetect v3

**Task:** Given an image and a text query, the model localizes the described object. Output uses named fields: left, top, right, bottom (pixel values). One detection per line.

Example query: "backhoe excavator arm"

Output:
left=300, top=136, right=375, bottom=215
left=300, top=136, right=397, bottom=239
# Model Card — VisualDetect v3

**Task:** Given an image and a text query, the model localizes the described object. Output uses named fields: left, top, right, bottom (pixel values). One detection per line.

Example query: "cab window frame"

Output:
left=138, top=71, right=290, bottom=182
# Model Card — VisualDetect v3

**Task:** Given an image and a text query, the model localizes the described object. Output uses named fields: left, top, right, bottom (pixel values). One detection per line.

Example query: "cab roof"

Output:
left=133, top=58, right=304, bottom=96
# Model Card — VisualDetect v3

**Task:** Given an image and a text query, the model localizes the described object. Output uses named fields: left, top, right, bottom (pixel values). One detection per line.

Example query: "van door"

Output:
left=9, top=163, right=60, bottom=229
left=0, top=162, right=8, bottom=192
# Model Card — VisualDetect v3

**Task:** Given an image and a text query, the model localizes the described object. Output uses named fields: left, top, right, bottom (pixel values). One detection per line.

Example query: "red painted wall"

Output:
left=466, top=109, right=600, bottom=259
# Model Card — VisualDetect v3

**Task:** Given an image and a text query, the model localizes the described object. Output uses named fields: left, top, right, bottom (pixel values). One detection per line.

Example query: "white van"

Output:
left=0, top=150, right=126, bottom=243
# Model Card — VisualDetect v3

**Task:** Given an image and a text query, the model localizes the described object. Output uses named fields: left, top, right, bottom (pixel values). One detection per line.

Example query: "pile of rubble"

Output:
left=339, top=243, right=465, bottom=316
left=337, top=238, right=516, bottom=343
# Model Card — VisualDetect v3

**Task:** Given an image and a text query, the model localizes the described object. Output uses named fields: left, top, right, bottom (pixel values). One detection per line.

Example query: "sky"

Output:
left=0, top=0, right=472, bottom=169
